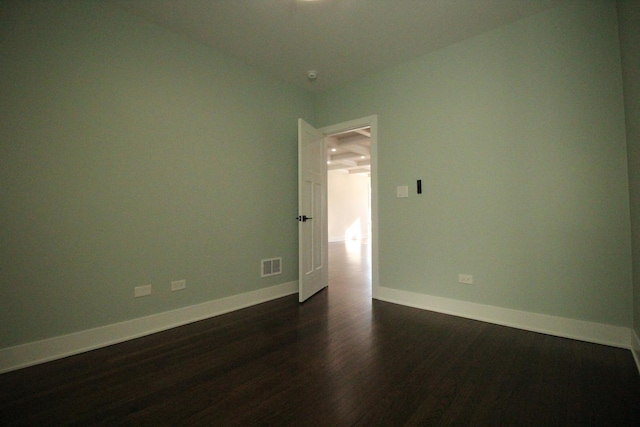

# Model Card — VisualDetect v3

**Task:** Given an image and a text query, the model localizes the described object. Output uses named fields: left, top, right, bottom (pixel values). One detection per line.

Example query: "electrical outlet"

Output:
left=171, top=279, right=186, bottom=291
left=134, top=284, right=152, bottom=297
left=458, top=274, right=473, bottom=285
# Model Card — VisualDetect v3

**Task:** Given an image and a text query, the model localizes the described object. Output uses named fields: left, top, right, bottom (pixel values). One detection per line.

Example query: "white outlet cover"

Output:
left=171, top=279, right=186, bottom=291
left=396, top=186, right=409, bottom=198
left=458, top=274, right=473, bottom=284
left=134, top=285, right=152, bottom=297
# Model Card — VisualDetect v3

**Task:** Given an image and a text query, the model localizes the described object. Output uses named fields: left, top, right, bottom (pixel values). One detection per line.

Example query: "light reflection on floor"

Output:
left=324, top=238, right=375, bottom=421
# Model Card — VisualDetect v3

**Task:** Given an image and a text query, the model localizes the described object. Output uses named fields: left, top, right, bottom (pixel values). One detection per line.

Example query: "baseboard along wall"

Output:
left=0, top=281, right=298, bottom=374
left=632, top=330, right=640, bottom=376
left=2, top=281, right=638, bottom=376
left=374, top=286, right=633, bottom=350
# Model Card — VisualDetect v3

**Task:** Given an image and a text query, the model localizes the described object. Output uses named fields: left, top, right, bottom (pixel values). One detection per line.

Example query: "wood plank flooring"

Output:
left=1, top=241, right=639, bottom=426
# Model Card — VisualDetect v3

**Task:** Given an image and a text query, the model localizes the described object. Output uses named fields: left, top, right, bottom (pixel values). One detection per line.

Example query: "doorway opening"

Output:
left=326, top=126, right=371, bottom=244
left=320, top=116, right=377, bottom=298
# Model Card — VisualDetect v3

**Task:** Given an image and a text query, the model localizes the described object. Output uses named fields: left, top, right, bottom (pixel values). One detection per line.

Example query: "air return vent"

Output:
left=261, top=257, right=282, bottom=278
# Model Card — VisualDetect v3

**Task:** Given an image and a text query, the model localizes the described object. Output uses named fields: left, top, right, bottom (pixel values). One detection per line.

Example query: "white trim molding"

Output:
left=375, top=286, right=632, bottom=349
left=0, top=281, right=298, bottom=374
left=632, top=329, right=640, bottom=375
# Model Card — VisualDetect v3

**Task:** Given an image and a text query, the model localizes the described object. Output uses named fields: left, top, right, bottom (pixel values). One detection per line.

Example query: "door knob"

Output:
left=297, top=215, right=313, bottom=222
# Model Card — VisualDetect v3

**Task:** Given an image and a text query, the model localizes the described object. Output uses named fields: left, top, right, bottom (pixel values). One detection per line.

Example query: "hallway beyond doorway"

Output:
left=328, top=240, right=371, bottom=301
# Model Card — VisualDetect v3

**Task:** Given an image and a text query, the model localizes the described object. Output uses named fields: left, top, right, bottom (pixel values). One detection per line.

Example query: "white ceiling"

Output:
left=113, top=0, right=563, bottom=92
left=327, top=126, right=371, bottom=175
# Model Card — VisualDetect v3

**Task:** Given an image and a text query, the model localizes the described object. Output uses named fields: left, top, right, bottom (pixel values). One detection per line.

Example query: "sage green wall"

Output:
left=316, top=0, right=632, bottom=326
left=1, top=0, right=634, bottom=352
left=0, top=1, right=314, bottom=348
left=617, top=0, right=640, bottom=335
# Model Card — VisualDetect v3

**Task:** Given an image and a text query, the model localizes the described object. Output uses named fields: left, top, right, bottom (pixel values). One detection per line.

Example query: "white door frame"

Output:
left=320, top=115, right=379, bottom=298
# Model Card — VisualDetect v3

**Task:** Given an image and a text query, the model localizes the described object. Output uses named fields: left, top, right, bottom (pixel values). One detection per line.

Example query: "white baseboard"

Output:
left=632, top=329, right=640, bottom=375
left=2, top=282, right=634, bottom=376
left=374, top=286, right=632, bottom=349
left=0, top=281, right=298, bottom=374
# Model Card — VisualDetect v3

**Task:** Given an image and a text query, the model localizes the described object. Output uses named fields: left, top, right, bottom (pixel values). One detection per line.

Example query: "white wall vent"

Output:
left=261, top=257, right=282, bottom=278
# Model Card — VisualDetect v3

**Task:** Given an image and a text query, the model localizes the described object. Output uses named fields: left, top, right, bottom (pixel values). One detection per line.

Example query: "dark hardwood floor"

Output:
left=1, top=241, right=639, bottom=426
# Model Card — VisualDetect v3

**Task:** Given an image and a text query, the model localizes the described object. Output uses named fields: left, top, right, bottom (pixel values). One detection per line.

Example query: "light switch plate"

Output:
left=397, top=186, right=409, bottom=198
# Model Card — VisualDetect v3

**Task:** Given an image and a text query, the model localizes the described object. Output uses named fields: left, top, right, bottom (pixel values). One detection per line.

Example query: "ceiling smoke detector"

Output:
left=306, top=70, right=318, bottom=81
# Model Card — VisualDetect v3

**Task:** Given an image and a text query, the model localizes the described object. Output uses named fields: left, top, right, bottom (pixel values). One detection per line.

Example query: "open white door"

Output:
left=298, top=118, right=328, bottom=302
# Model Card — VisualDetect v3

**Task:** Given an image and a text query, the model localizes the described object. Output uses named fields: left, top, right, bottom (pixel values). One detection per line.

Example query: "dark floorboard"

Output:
left=1, top=241, right=639, bottom=426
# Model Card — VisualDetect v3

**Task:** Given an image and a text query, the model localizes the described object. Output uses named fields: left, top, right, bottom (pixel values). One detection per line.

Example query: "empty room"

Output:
left=1, top=0, right=639, bottom=425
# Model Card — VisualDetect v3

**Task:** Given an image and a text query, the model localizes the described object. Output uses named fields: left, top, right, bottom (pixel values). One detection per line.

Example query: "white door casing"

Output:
left=298, top=119, right=328, bottom=302
left=320, top=115, right=378, bottom=298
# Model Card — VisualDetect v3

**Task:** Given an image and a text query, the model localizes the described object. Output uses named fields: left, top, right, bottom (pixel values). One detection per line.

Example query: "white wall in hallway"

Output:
left=328, top=171, right=370, bottom=242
